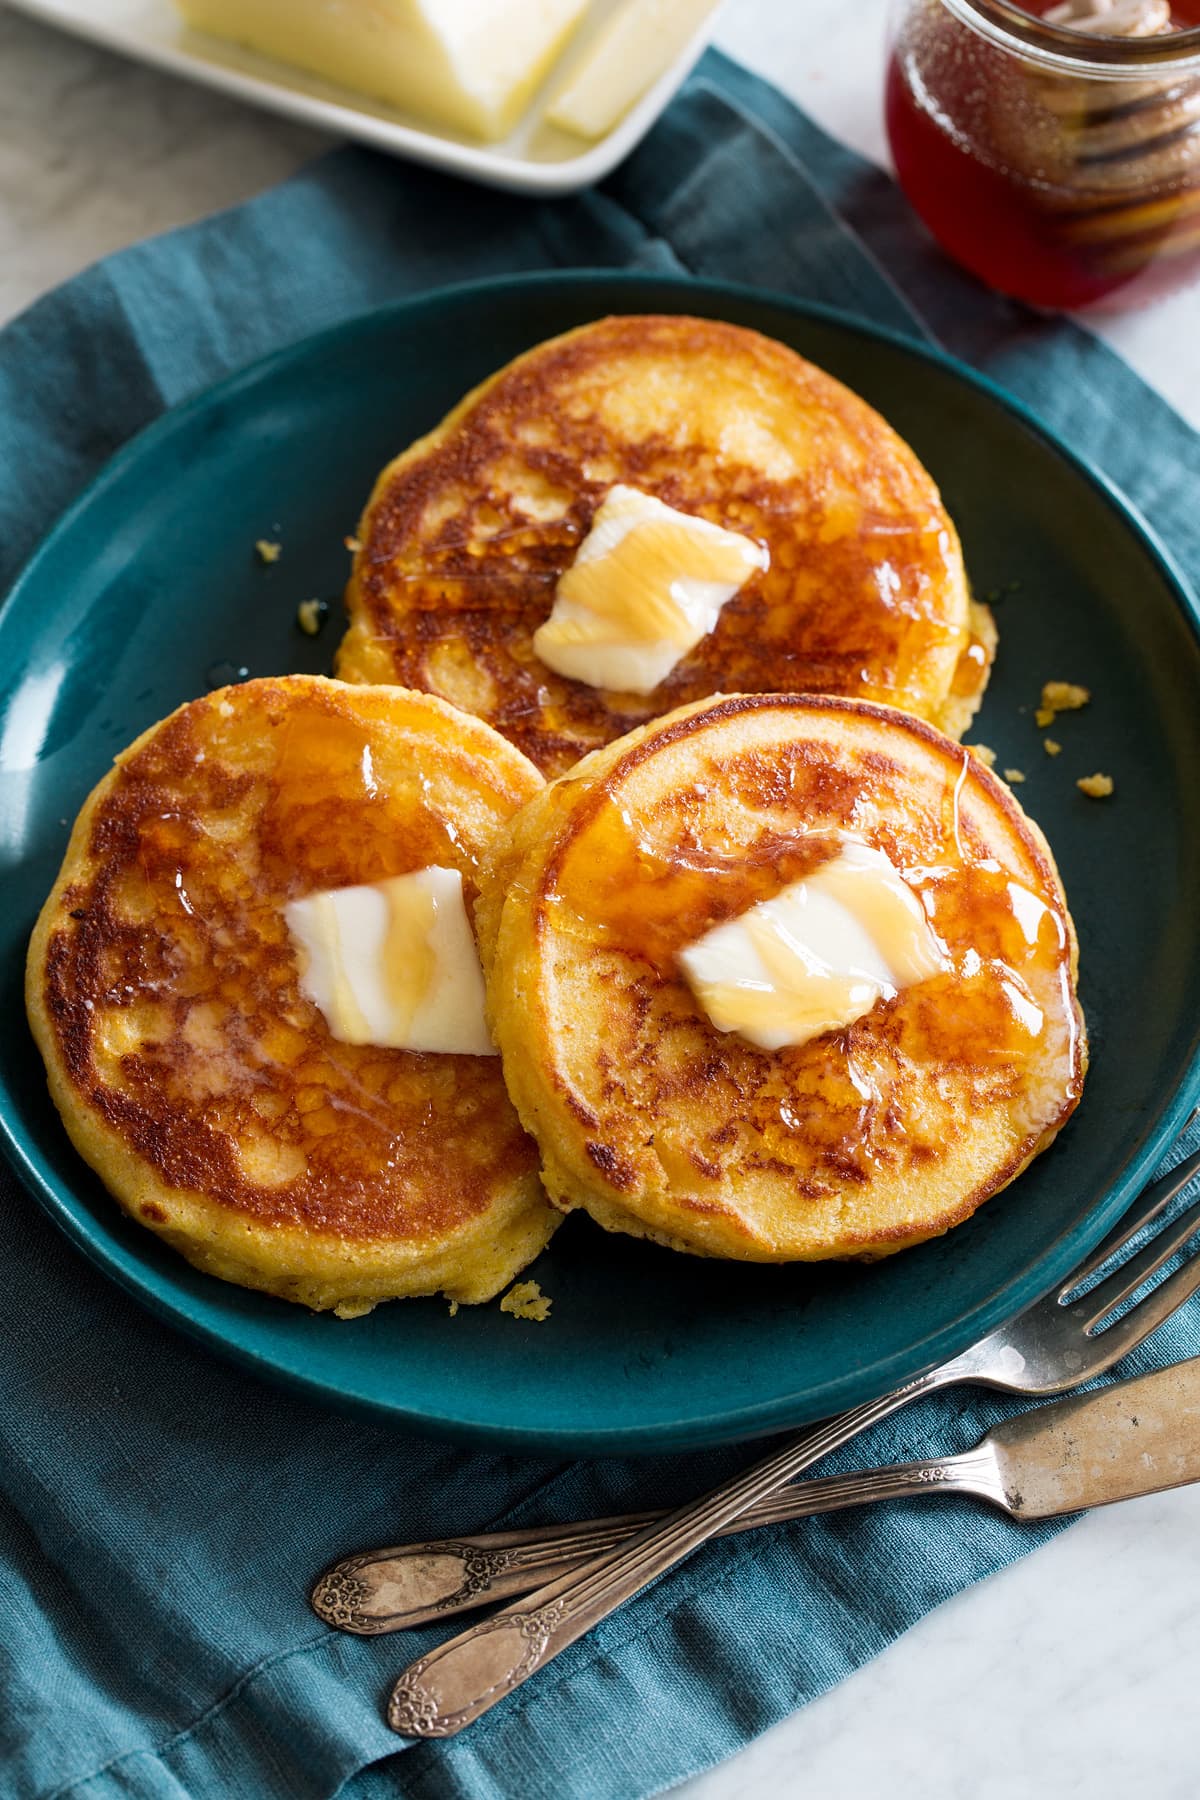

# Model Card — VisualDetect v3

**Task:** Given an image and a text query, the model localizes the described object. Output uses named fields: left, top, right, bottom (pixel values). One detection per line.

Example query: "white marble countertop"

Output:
left=1, top=3, right=1198, bottom=1796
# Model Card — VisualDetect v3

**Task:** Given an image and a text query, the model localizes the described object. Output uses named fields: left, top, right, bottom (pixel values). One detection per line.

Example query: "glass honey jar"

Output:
left=886, top=0, right=1200, bottom=308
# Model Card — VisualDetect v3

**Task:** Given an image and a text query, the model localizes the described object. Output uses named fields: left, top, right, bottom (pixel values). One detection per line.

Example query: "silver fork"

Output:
left=384, top=1141, right=1200, bottom=1737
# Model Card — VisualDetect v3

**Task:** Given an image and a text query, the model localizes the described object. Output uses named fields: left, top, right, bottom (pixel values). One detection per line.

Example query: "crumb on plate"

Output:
left=447, top=1299, right=459, bottom=1318
left=1077, top=772, right=1114, bottom=799
left=1003, top=767, right=1026, bottom=783
left=500, top=1280, right=552, bottom=1322
left=1040, top=680, right=1090, bottom=719
left=255, top=539, right=281, bottom=564
left=344, top=535, right=363, bottom=554
left=967, top=743, right=997, bottom=766
left=333, top=1298, right=375, bottom=1320
left=1043, top=738, right=1062, bottom=757
left=297, top=598, right=329, bottom=636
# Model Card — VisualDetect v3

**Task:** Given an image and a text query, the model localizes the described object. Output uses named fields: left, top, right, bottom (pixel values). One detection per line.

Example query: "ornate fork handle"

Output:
left=312, top=1519, right=658, bottom=1633
left=315, top=1452, right=996, bottom=1633
left=387, top=1368, right=957, bottom=1736
left=311, top=1546, right=523, bottom=1634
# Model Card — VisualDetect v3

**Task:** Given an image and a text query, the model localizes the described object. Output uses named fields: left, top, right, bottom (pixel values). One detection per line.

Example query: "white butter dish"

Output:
left=4, top=0, right=725, bottom=195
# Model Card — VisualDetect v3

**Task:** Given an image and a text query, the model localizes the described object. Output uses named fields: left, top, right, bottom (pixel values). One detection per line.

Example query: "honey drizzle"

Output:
left=951, top=632, right=992, bottom=698
left=549, top=797, right=845, bottom=974
left=261, top=707, right=479, bottom=891
left=306, top=891, right=372, bottom=1044
left=379, top=878, right=439, bottom=1042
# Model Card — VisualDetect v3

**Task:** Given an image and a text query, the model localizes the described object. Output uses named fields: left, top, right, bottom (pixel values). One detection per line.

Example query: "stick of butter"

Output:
left=547, top=0, right=720, bottom=140
left=176, top=0, right=590, bottom=141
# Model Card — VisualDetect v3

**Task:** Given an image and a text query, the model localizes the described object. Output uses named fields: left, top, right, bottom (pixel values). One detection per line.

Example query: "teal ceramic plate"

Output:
left=2, top=272, right=1199, bottom=1453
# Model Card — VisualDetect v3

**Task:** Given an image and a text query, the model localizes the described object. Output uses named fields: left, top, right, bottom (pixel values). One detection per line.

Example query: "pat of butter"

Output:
left=547, top=0, right=717, bottom=140
left=678, top=840, right=948, bottom=1052
left=532, top=485, right=767, bottom=695
left=285, top=867, right=495, bottom=1056
left=175, top=0, right=589, bottom=142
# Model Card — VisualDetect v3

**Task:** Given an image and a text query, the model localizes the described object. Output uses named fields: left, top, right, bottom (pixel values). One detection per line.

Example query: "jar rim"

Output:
left=941, top=0, right=1200, bottom=74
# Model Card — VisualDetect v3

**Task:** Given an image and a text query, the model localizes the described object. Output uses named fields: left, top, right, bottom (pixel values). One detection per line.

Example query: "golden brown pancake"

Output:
left=479, top=694, right=1085, bottom=1261
left=27, top=675, right=555, bottom=1315
left=338, top=314, right=994, bottom=776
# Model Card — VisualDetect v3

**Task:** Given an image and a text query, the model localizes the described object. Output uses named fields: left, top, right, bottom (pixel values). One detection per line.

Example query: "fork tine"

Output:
left=1069, top=1180, right=1200, bottom=1333
left=1063, top=1145, right=1200, bottom=1291
left=1071, top=1236, right=1200, bottom=1372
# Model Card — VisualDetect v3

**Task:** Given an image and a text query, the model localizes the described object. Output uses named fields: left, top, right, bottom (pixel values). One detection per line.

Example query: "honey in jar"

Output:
left=886, top=0, right=1200, bottom=308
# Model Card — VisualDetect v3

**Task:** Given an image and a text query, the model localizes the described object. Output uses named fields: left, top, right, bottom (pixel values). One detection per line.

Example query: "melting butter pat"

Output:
left=285, top=867, right=495, bottom=1056
left=532, top=485, right=767, bottom=695
left=678, top=840, right=948, bottom=1052
left=175, top=0, right=589, bottom=141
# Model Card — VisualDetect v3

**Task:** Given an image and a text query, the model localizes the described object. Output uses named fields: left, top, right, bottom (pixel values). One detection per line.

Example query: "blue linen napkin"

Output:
left=2, top=47, right=1199, bottom=1800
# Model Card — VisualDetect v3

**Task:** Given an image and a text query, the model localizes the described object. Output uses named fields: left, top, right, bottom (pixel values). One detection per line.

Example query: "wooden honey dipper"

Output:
left=1037, top=0, right=1200, bottom=271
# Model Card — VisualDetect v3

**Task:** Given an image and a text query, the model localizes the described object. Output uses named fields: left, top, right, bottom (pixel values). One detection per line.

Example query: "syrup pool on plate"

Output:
left=886, top=0, right=1200, bottom=308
